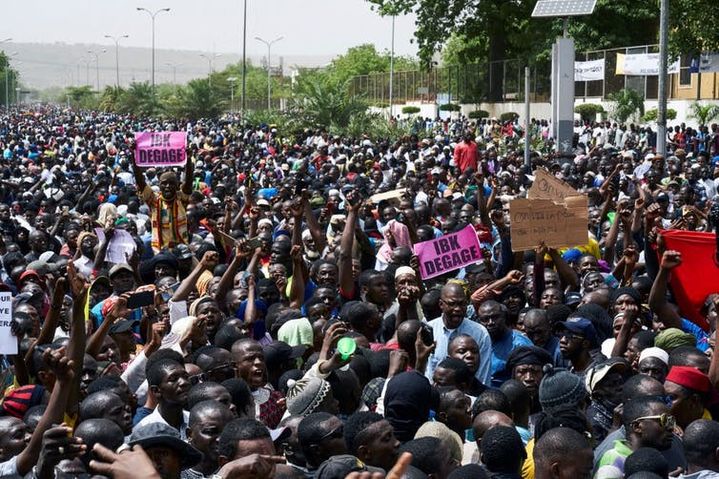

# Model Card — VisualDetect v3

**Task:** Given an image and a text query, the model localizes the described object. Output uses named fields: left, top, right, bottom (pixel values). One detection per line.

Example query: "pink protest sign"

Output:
left=134, top=131, right=187, bottom=167
left=413, top=225, right=482, bottom=280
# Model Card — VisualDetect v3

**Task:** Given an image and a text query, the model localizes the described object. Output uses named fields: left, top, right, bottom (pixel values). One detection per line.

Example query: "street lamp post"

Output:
left=227, top=76, right=238, bottom=112
left=104, top=34, right=129, bottom=87
left=255, top=36, right=283, bottom=111
left=200, top=53, right=222, bottom=87
left=241, top=0, right=247, bottom=118
left=165, top=62, right=182, bottom=85
left=389, top=15, right=395, bottom=118
left=136, top=7, right=171, bottom=92
left=88, top=49, right=106, bottom=92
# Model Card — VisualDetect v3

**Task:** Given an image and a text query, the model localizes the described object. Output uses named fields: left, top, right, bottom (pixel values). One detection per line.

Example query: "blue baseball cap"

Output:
left=555, top=317, right=598, bottom=347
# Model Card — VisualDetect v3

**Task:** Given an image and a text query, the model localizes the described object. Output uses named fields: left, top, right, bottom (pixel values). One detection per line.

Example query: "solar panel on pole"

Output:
left=531, top=0, right=597, bottom=18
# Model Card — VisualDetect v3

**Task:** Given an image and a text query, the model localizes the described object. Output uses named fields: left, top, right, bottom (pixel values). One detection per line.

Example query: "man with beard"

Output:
left=426, top=283, right=492, bottom=386
left=585, top=359, right=629, bottom=443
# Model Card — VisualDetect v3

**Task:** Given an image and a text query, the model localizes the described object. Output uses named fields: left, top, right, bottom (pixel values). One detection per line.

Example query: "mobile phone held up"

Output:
left=126, top=290, right=154, bottom=309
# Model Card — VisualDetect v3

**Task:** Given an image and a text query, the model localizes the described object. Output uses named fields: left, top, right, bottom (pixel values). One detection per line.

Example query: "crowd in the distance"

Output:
left=0, top=105, right=719, bottom=479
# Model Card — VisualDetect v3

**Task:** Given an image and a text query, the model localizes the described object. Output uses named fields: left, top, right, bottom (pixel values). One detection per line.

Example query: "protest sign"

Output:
left=615, top=53, right=679, bottom=76
left=134, top=131, right=187, bottom=167
left=574, top=59, right=605, bottom=81
left=370, top=188, right=406, bottom=204
left=413, top=225, right=482, bottom=280
left=528, top=169, right=581, bottom=204
left=510, top=198, right=588, bottom=251
left=96, top=228, right=137, bottom=265
left=0, top=292, right=16, bottom=355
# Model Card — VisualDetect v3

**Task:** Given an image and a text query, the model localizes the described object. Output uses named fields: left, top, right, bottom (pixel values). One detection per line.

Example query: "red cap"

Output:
left=666, top=366, right=711, bottom=393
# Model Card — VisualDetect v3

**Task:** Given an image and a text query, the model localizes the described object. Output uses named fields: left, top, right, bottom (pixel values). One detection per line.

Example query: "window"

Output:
left=679, top=55, right=692, bottom=87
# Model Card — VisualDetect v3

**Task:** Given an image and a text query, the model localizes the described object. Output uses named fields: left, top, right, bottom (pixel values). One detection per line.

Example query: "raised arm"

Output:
left=547, top=248, right=579, bottom=290
left=303, top=195, right=326, bottom=253
left=24, top=279, right=67, bottom=364
left=172, top=251, right=219, bottom=303
left=338, top=190, right=360, bottom=296
left=288, top=245, right=305, bottom=309
left=15, top=348, right=76, bottom=476
left=181, top=153, right=194, bottom=195
left=648, top=249, right=683, bottom=330
left=132, top=154, right=147, bottom=193
left=65, top=261, right=89, bottom=418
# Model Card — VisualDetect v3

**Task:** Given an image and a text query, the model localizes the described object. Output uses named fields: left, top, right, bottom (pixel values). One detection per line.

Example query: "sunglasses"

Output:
left=633, top=413, right=676, bottom=429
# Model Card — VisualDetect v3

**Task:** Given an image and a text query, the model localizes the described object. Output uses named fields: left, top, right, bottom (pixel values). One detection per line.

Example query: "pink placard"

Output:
left=134, top=131, right=187, bottom=167
left=413, top=225, right=482, bottom=280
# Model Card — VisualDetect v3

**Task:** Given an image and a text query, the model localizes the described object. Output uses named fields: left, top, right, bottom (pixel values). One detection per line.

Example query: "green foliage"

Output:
left=439, top=103, right=461, bottom=111
left=291, top=74, right=368, bottom=129
left=402, top=106, right=421, bottom=114
left=169, top=79, right=225, bottom=120
left=366, top=0, right=671, bottom=66
left=64, top=86, right=98, bottom=110
left=468, top=109, right=489, bottom=119
left=689, top=102, right=719, bottom=126
left=325, top=44, right=419, bottom=85
left=574, top=103, right=605, bottom=122
left=670, top=0, right=719, bottom=57
left=642, top=108, right=677, bottom=123
left=607, top=88, right=644, bottom=123
left=499, top=112, right=518, bottom=122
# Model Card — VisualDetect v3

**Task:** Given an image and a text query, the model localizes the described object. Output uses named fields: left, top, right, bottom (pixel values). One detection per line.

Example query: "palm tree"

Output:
left=173, top=79, right=225, bottom=120
left=689, top=102, right=719, bottom=127
left=293, top=75, right=367, bottom=129
left=98, top=86, right=125, bottom=112
left=607, top=88, right=644, bottom=123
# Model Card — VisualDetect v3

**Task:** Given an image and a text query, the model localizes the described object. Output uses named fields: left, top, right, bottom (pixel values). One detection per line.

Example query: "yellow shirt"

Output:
left=140, top=185, right=190, bottom=253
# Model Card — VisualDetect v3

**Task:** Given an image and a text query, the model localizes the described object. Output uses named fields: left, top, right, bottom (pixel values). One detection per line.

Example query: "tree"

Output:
left=98, top=86, right=125, bottom=112
left=171, top=79, right=225, bottom=120
left=324, top=44, right=418, bottom=85
left=292, top=74, right=368, bottom=129
left=370, top=0, right=657, bottom=65
left=689, top=102, right=719, bottom=126
left=64, top=86, right=97, bottom=110
left=120, top=82, right=158, bottom=116
left=670, top=0, right=719, bottom=57
left=608, top=88, right=644, bottom=123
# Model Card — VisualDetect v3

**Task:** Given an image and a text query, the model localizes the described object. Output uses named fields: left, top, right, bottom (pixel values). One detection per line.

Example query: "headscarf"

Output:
left=383, top=371, right=435, bottom=442
left=189, top=295, right=215, bottom=317
left=654, top=328, right=696, bottom=352
left=377, top=220, right=412, bottom=264
left=97, top=203, right=118, bottom=228
left=277, top=317, right=314, bottom=347
left=415, top=421, right=463, bottom=465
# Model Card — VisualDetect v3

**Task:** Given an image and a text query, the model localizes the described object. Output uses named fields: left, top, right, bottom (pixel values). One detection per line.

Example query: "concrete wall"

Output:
left=381, top=98, right=719, bottom=129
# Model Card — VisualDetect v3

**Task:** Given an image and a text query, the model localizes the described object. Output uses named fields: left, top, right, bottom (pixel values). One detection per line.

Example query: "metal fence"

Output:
left=349, top=44, right=717, bottom=105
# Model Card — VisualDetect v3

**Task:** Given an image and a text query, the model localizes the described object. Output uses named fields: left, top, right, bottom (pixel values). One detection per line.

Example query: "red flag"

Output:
left=660, top=229, right=719, bottom=331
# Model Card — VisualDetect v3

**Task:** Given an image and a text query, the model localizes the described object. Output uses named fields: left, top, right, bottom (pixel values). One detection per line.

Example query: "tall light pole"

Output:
left=136, top=7, right=171, bottom=92
left=105, top=34, right=129, bottom=87
left=227, top=76, right=238, bottom=112
left=255, top=35, right=283, bottom=110
left=241, top=0, right=248, bottom=118
left=200, top=53, right=222, bottom=87
left=165, top=62, right=182, bottom=85
left=0, top=39, right=13, bottom=110
left=388, top=15, right=395, bottom=118
left=657, top=0, right=669, bottom=156
left=87, top=49, right=106, bottom=92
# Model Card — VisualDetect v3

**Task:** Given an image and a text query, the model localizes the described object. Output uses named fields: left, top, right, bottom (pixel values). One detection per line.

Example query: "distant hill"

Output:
left=5, top=42, right=334, bottom=90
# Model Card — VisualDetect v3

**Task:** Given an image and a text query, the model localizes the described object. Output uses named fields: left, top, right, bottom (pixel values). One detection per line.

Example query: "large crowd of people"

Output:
left=0, top=105, right=718, bottom=479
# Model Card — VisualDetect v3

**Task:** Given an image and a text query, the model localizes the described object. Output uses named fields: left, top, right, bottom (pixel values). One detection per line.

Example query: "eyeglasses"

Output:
left=189, top=373, right=206, bottom=386
left=317, top=424, right=344, bottom=443
left=633, top=413, right=676, bottom=429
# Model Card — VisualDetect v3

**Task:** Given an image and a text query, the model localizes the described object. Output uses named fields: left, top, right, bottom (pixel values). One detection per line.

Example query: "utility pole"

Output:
left=136, top=7, right=171, bottom=92
left=165, top=62, right=182, bottom=85
left=0, top=40, right=13, bottom=109
left=200, top=53, right=221, bottom=87
left=241, top=0, right=248, bottom=119
left=657, top=0, right=669, bottom=156
left=87, top=49, right=106, bottom=92
left=105, top=34, right=129, bottom=87
left=524, top=66, right=530, bottom=168
left=255, top=36, right=283, bottom=110
left=388, top=15, right=395, bottom=119
left=228, top=76, right=238, bottom=112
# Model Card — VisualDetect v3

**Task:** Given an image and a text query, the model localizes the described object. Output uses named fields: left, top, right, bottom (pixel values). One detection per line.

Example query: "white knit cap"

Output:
left=638, top=347, right=669, bottom=365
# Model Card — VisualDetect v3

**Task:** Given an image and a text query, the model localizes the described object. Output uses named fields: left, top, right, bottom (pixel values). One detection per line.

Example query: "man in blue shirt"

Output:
left=477, top=300, right=532, bottom=387
left=426, top=283, right=493, bottom=386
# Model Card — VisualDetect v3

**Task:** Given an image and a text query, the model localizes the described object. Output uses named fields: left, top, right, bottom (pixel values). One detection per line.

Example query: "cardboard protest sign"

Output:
left=0, top=292, right=16, bottom=355
left=370, top=188, right=406, bottom=204
left=134, top=131, right=187, bottom=167
left=413, top=225, right=482, bottom=280
left=528, top=169, right=581, bottom=204
left=510, top=198, right=588, bottom=251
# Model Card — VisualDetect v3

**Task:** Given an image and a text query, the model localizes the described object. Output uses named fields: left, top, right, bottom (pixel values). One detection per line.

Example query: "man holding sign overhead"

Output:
left=133, top=132, right=194, bottom=253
